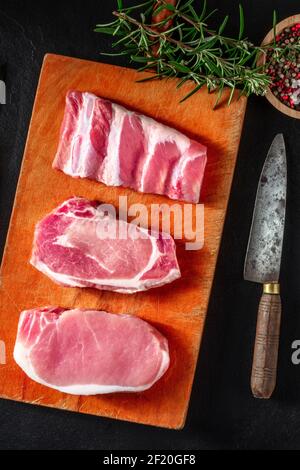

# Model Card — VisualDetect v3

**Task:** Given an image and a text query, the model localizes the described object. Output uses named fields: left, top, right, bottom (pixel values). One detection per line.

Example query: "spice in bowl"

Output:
left=266, top=24, right=300, bottom=110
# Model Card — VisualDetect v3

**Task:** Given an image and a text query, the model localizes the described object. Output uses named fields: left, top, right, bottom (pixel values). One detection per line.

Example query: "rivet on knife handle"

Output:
left=251, top=283, right=281, bottom=399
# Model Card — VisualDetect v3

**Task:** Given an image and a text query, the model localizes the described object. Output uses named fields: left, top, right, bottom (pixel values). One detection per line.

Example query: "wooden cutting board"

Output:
left=0, top=54, right=247, bottom=429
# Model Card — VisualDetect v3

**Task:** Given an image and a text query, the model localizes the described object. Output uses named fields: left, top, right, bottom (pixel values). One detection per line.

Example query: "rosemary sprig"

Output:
left=94, top=0, right=300, bottom=105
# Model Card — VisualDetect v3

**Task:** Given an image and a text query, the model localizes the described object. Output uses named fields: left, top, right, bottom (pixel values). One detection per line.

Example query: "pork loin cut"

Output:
left=53, top=91, right=207, bottom=203
left=14, top=307, right=170, bottom=394
left=30, top=197, right=180, bottom=293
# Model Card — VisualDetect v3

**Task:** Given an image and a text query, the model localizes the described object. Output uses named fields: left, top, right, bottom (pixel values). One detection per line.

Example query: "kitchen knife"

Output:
left=244, top=133, right=287, bottom=399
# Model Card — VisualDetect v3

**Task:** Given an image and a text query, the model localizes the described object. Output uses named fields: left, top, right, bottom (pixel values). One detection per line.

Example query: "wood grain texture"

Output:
left=0, top=54, right=247, bottom=429
left=251, top=293, right=281, bottom=399
left=259, top=14, right=300, bottom=119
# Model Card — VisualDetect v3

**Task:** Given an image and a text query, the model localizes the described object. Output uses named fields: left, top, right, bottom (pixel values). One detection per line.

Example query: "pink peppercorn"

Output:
left=266, top=22, right=300, bottom=110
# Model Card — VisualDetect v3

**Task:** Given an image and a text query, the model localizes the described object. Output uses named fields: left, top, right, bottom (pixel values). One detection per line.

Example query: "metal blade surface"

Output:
left=244, top=134, right=287, bottom=283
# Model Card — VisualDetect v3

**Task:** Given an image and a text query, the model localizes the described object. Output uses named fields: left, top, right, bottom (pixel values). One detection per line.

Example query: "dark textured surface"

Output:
left=0, top=0, right=300, bottom=450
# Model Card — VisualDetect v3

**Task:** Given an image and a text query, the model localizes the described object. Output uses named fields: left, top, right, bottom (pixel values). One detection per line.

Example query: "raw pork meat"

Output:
left=30, top=197, right=180, bottom=293
left=14, top=307, right=170, bottom=394
left=53, top=91, right=207, bottom=203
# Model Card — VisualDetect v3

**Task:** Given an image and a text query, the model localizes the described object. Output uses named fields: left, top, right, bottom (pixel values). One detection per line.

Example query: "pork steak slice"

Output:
left=14, top=307, right=170, bottom=394
left=53, top=91, right=207, bottom=203
left=30, top=197, right=181, bottom=293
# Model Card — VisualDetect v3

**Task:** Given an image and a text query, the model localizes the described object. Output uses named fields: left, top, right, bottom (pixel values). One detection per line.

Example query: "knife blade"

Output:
left=244, top=133, right=287, bottom=399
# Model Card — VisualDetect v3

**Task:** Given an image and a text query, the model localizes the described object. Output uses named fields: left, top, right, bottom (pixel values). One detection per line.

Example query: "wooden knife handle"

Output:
left=251, top=289, right=281, bottom=399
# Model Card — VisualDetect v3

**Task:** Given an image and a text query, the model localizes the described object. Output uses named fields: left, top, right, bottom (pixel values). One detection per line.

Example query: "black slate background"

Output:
left=0, top=0, right=300, bottom=450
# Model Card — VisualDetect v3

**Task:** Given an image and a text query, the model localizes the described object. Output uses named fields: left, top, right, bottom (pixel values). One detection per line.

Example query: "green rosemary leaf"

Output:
left=160, top=22, right=186, bottom=36
left=100, top=50, right=133, bottom=56
left=169, top=61, right=191, bottom=73
left=95, top=20, right=119, bottom=28
left=213, top=82, right=225, bottom=109
left=273, top=10, right=277, bottom=44
left=181, top=0, right=196, bottom=12
left=137, top=62, right=157, bottom=71
left=186, top=4, right=200, bottom=23
left=202, top=8, right=218, bottom=23
left=130, top=55, right=151, bottom=63
left=218, top=15, right=229, bottom=35
left=238, top=48, right=257, bottom=65
left=199, top=0, right=207, bottom=22
left=176, top=76, right=190, bottom=88
left=94, top=26, right=120, bottom=35
left=227, top=85, right=236, bottom=106
left=203, top=56, right=220, bottom=75
left=180, top=83, right=204, bottom=102
left=238, top=4, right=244, bottom=40
left=155, top=2, right=176, bottom=14
left=238, top=83, right=247, bottom=98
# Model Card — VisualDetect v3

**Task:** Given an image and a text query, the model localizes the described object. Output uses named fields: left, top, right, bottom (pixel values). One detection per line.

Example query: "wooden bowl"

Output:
left=259, top=14, right=300, bottom=119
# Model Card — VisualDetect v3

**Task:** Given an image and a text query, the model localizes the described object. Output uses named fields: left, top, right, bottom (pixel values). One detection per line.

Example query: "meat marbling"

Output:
left=53, top=91, right=207, bottom=203
left=30, top=197, right=181, bottom=293
left=14, top=307, right=170, bottom=394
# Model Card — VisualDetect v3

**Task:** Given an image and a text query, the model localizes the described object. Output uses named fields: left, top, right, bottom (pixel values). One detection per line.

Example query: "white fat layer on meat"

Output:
left=62, top=93, right=98, bottom=177
left=101, top=103, right=125, bottom=186
left=30, top=256, right=180, bottom=293
left=170, top=151, right=206, bottom=201
left=139, top=119, right=191, bottom=192
left=14, top=310, right=170, bottom=396
left=14, top=342, right=170, bottom=395
left=30, top=257, right=87, bottom=287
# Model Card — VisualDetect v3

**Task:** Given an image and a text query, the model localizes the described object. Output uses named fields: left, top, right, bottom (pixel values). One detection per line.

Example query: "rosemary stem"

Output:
left=113, top=11, right=194, bottom=51
left=94, top=0, right=300, bottom=105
